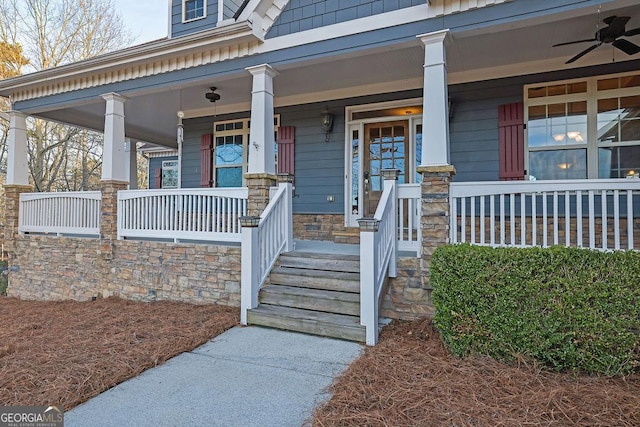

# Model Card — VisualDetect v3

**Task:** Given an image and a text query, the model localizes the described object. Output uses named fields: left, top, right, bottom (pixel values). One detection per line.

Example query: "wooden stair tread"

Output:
left=282, top=251, right=360, bottom=261
left=270, top=267, right=359, bottom=293
left=262, top=285, right=360, bottom=302
left=247, top=305, right=365, bottom=342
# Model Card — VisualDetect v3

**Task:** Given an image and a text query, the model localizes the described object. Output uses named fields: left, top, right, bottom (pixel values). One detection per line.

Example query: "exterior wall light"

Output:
left=321, top=107, right=334, bottom=142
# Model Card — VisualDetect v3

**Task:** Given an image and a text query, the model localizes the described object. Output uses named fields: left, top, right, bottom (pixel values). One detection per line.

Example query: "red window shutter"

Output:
left=277, top=126, right=295, bottom=176
left=499, top=102, right=525, bottom=181
left=200, top=133, right=213, bottom=187
left=153, top=168, right=162, bottom=189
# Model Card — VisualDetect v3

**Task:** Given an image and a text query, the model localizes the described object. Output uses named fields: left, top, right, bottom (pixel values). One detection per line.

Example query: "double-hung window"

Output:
left=212, top=116, right=280, bottom=187
left=525, top=71, right=640, bottom=180
left=183, top=0, right=206, bottom=22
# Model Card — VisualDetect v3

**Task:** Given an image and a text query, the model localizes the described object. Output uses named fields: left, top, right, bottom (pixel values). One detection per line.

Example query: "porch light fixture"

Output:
left=321, top=107, right=334, bottom=142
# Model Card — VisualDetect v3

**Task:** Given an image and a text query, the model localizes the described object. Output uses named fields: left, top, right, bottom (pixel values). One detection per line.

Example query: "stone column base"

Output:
left=419, top=165, right=456, bottom=289
left=100, top=180, right=129, bottom=241
left=3, top=184, right=34, bottom=254
left=245, top=173, right=277, bottom=217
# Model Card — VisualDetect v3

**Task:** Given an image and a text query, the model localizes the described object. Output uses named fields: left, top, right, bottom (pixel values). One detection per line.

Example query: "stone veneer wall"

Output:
left=8, top=236, right=241, bottom=305
left=381, top=257, right=434, bottom=320
left=293, top=214, right=359, bottom=243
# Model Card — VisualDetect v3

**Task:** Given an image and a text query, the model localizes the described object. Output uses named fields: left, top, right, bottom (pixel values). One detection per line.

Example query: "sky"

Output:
left=112, top=0, right=169, bottom=45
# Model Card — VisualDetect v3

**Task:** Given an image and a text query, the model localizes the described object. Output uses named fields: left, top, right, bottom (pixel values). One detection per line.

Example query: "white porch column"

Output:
left=124, top=138, right=138, bottom=189
left=6, top=111, right=29, bottom=185
left=101, top=93, right=129, bottom=182
left=246, top=64, right=278, bottom=175
left=419, top=30, right=451, bottom=166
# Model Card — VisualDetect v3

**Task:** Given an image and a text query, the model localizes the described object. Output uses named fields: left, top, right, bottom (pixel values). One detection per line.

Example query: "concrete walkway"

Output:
left=66, top=326, right=362, bottom=427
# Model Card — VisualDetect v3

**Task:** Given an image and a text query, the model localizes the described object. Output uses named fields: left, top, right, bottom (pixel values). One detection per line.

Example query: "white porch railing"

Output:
left=360, top=172, right=398, bottom=345
left=397, top=183, right=421, bottom=254
left=241, top=182, right=294, bottom=324
left=450, top=179, right=640, bottom=251
left=19, top=191, right=101, bottom=236
left=117, top=188, right=248, bottom=242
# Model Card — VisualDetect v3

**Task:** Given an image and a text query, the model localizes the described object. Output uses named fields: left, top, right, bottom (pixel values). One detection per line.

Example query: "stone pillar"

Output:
left=246, top=64, right=278, bottom=176
left=6, top=111, right=29, bottom=185
left=100, top=180, right=128, bottom=242
left=3, top=185, right=33, bottom=254
left=245, top=173, right=276, bottom=217
left=418, top=165, right=456, bottom=289
left=418, top=30, right=451, bottom=166
left=101, top=93, right=129, bottom=183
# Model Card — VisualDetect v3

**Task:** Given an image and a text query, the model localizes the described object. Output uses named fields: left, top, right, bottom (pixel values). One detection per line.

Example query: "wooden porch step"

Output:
left=278, top=251, right=360, bottom=273
left=247, top=305, right=365, bottom=343
left=270, top=267, right=359, bottom=293
left=259, top=285, right=360, bottom=316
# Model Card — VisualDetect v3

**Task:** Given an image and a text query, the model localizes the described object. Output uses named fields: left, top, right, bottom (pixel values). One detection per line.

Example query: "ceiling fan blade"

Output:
left=613, top=38, right=640, bottom=55
left=553, top=38, right=597, bottom=47
left=565, top=43, right=601, bottom=64
left=624, top=27, right=640, bottom=37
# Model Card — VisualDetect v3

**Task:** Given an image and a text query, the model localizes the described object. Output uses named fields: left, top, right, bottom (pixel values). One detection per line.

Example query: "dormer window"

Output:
left=183, top=0, right=206, bottom=22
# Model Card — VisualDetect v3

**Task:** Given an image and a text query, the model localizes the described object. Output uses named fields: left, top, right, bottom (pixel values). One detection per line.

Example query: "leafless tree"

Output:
left=0, top=0, right=133, bottom=191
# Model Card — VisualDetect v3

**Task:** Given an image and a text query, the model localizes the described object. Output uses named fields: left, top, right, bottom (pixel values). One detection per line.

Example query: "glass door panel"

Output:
left=363, top=121, right=409, bottom=216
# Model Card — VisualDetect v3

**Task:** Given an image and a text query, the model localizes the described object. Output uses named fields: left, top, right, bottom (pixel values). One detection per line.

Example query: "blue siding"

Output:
left=278, top=103, right=346, bottom=214
left=171, top=0, right=219, bottom=38
left=223, top=0, right=243, bottom=19
left=267, top=0, right=423, bottom=38
left=181, top=112, right=247, bottom=188
left=179, top=90, right=421, bottom=214
left=448, top=60, right=640, bottom=182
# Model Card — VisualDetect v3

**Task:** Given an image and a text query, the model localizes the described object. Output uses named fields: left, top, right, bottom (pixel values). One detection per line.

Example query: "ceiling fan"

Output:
left=553, top=15, right=640, bottom=64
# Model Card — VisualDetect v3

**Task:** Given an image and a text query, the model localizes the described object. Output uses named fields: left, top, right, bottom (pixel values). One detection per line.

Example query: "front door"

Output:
left=362, top=121, right=409, bottom=216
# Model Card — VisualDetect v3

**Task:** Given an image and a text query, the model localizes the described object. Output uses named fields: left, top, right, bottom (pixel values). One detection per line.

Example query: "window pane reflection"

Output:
left=529, top=149, right=587, bottom=180
left=598, top=146, right=640, bottom=178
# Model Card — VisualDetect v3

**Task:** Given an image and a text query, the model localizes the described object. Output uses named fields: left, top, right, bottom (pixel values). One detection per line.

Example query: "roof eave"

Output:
left=0, top=20, right=261, bottom=97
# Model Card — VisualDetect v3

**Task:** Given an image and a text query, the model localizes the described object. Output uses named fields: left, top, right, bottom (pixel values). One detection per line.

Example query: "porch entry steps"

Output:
left=247, top=251, right=366, bottom=343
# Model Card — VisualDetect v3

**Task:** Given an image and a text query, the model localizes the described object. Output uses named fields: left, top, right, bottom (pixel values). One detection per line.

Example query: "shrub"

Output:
left=431, top=244, right=640, bottom=376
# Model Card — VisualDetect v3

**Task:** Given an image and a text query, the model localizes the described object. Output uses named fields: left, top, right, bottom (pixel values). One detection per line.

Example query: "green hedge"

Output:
left=431, top=244, right=640, bottom=376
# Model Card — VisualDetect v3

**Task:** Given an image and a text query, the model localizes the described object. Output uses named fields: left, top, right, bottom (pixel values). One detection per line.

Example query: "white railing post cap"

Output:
left=381, top=169, right=400, bottom=180
left=240, top=216, right=261, bottom=227
left=357, top=217, right=380, bottom=232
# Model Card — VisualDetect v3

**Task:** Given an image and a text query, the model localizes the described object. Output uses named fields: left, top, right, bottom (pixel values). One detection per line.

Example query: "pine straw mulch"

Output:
left=313, top=318, right=640, bottom=427
left=0, top=297, right=239, bottom=410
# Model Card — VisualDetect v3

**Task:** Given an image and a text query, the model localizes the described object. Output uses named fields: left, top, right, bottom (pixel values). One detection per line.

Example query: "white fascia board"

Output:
left=0, top=21, right=260, bottom=95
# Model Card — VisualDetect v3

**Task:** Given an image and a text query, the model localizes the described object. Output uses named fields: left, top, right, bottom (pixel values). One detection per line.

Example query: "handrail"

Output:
left=257, top=183, right=293, bottom=286
left=240, top=181, right=293, bottom=324
left=450, top=179, right=640, bottom=250
left=19, top=191, right=102, bottom=237
left=117, top=188, right=248, bottom=242
left=359, top=171, right=398, bottom=345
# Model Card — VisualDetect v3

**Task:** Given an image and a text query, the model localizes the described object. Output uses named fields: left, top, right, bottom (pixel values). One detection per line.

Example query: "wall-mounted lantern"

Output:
left=321, top=107, right=334, bottom=142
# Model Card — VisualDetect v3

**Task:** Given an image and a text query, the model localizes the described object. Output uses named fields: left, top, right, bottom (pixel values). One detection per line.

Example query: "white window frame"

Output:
left=161, top=160, right=179, bottom=189
left=212, top=116, right=280, bottom=188
left=524, top=70, right=640, bottom=180
left=182, top=0, right=207, bottom=23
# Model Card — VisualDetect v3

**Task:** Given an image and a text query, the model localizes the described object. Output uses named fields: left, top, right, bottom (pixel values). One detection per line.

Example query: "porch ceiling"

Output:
left=31, top=2, right=640, bottom=147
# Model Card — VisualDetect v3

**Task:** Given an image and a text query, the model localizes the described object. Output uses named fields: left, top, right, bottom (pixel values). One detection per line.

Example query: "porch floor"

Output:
left=293, top=239, right=418, bottom=258
left=293, top=239, right=359, bottom=255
